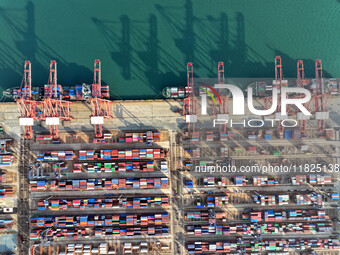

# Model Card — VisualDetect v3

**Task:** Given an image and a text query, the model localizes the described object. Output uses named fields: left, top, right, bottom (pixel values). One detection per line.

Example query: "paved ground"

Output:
left=1, top=96, right=340, bottom=141
left=0, top=100, right=183, bottom=140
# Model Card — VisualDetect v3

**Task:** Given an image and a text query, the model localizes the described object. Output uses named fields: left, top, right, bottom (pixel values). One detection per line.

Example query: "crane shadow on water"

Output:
left=0, top=1, right=94, bottom=92
left=92, top=0, right=334, bottom=99
left=0, top=0, right=335, bottom=101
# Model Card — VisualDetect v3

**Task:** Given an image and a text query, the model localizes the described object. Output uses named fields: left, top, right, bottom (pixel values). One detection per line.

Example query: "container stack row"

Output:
left=30, top=226, right=170, bottom=240
left=37, top=196, right=169, bottom=210
left=30, top=178, right=169, bottom=191
left=292, top=174, right=332, bottom=185
left=58, top=243, right=114, bottom=255
left=78, top=149, right=165, bottom=160
left=187, top=239, right=339, bottom=253
left=0, top=155, right=13, bottom=165
left=31, top=213, right=169, bottom=227
left=119, top=131, right=161, bottom=143
left=79, top=161, right=156, bottom=173
left=253, top=194, right=290, bottom=206
left=243, top=209, right=329, bottom=222
left=186, top=222, right=332, bottom=235
left=36, top=151, right=76, bottom=161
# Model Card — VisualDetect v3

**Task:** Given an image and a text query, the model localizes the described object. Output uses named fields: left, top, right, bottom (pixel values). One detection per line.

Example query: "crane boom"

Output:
left=90, top=60, right=112, bottom=137
left=17, top=61, right=40, bottom=139
left=183, top=62, right=197, bottom=134
left=42, top=60, right=71, bottom=138
left=313, top=60, right=330, bottom=132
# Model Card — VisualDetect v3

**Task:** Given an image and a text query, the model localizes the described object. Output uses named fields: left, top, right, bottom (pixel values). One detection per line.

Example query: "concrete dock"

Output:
left=1, top=96, right=340, bottom=140
left=0, top=100, right=183, bottom=140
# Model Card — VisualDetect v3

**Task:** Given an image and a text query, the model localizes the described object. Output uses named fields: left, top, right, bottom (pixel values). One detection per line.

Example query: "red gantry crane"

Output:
left=183, top=62, right=197, bottom=134
left=274, top=56, right=284, bottom=135
left=200, top=62, right=228, bottom=132
left=263, top=56, right=297, bottom=138
left=216, top=62, right=229, bottom=133
left=218, top=61, right=225, bottom=85
left=311, top=60, right=330, bottom=132
left=42, top=60, right=71, bottom=138
left=297, top=60, right=305, bottom=88
left=296, top=60, right=312, bottom=133
left=90, top=60, right=112, bottom=137
left=17, top=61, right=41, bottom=139
left=211, top=62, right=226, bottom=116
left=264, top=56, right=285, bottom=136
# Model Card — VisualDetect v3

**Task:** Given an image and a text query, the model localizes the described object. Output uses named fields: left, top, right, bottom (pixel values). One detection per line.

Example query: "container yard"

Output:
left=0, top=57, right=338, bottom=255
left=21, top=128, right=173, bottom=255
left=179, top=124, right=340, bottom=254
left=0, top=130, right=18, bottom=254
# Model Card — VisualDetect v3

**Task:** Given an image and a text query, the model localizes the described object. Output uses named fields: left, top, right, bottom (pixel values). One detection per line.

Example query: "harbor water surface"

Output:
left=0, top=0, right=339, bottom=99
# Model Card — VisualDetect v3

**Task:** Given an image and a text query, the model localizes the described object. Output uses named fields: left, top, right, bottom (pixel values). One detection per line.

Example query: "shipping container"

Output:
left=31, top=178, right=168, bottom=191
left=187, top=238, right=339, bottom=253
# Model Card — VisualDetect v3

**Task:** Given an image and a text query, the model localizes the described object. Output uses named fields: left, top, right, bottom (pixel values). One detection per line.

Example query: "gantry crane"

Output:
left=218, top=61, right=225, bottom=85
left=273, top=56, right=285, bottom=135
left=90, top=60, right=112, bottom=137
left=301, top=180, right=328, bottom=209
left=237, top=238, right=246, bottom=255
left=297, top=60, right=305, bottom=88
left=17, top=61, right=41, bottom=139
left=210, top=62, right=225, bottom=116
left=42, top=61, right=71, bottom=138
left=302, top=180, right=327, bottom=196
left=216, top=62, right=229, bottom=133
left=264, top=56, right=285, bottom=136
left=199, top=62, right=229, bottom=132
left=274, top=56, right=283, bottom=88
left=312, top=60, right=330, bottom=132
left=295, top=60, right=314, bottom=134
left=183, top=62, right=197, bottom=134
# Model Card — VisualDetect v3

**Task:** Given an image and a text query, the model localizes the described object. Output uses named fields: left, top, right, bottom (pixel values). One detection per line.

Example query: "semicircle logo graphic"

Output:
left=199, top=83, right=222, bottom=108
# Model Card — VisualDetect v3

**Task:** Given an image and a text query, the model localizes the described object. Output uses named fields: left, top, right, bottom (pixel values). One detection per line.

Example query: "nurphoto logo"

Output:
left=200, top=84, right=312, bottom=128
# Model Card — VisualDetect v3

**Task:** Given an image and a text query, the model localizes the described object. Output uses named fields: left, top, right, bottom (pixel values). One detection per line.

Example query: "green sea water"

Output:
left=0, top=0, right=339, bottom=99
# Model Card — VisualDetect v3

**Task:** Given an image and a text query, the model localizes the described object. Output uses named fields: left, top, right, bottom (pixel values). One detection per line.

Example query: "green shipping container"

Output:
left=273, top=150, right=280, bottom=156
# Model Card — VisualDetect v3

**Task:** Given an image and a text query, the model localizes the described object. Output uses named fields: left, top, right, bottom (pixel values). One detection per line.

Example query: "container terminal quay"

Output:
left=0, top=57, right=339, bottom=255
